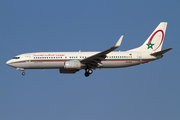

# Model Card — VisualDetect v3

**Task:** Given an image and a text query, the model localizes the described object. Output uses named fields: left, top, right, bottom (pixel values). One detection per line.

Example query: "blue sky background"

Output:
left=0, top=0, right=179, bottom=120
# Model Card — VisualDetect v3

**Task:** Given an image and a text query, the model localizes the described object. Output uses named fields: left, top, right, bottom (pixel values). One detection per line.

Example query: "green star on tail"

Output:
left=146, top=42, right=154, bottom=49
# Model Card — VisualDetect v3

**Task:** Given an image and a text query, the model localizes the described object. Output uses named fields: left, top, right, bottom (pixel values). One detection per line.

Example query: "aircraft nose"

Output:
left=6, top=60, right=13, bottom=67
left=6, top=60, right=10, bottom=65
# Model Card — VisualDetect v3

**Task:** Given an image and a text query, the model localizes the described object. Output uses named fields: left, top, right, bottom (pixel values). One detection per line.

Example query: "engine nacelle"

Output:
left=64, top=60, right=82, bottom=70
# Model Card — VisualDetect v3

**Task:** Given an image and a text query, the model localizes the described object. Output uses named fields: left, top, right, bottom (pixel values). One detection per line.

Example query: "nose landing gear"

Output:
left=84, top=69, right=93, bottom=77
left=16, top=68, right=25, bottom=76
left=22, top=71, right=25, bottom=76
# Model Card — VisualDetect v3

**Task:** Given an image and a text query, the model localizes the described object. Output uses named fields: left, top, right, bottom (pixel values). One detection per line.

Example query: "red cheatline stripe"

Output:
left=10, top=61, right=26, bottom=64
left=105, top=59, right=155, bottom=62
left=11, top=60, right=68, bottom=64
left=32, top=60, right=68, bottom=62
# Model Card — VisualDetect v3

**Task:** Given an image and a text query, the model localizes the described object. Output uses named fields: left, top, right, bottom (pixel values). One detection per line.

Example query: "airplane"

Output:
left=6, top=22, right=172, bottom=77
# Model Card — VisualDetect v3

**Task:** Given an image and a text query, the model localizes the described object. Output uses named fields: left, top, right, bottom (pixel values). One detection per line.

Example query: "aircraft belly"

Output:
left=29, top=62, right=64, bottom=69
left=101, top=61, right=140, bottom=68
left=13, top=62, right=31, bottom=68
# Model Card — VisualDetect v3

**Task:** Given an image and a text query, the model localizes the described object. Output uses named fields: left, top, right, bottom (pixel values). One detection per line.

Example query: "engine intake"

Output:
left=64, top=60, right=82, bottom=70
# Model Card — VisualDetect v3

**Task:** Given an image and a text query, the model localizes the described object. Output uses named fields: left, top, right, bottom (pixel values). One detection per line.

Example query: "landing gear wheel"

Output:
left=85, top=72, right=89, bottom=77
left=88, top=69, right=93, bottom=74
left=84, top=69, right=93, bottom=77
left=22, top=72, right=25, bottom=76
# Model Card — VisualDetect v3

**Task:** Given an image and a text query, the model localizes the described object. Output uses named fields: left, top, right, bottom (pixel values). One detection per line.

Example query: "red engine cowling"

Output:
left=64, top=60, right=81, bottom=70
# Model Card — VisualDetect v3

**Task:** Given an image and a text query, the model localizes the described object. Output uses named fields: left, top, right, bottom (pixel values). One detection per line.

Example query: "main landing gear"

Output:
left=84, top=69, right=93, bottom=77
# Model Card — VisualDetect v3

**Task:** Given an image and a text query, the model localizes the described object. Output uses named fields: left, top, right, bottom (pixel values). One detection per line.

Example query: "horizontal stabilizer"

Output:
left=151, top=48, right=173, bottom=56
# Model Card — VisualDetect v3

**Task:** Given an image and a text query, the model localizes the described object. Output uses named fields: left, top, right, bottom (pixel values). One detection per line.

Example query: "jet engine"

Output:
left=64, top=60, right=82, bottom=70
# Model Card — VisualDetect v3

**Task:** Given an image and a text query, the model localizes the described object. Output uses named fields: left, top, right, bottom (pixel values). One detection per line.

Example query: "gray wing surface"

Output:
left=80, top=35, right=123, bottom=67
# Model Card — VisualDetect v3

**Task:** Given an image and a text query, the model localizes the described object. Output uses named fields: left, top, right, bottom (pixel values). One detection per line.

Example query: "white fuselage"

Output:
left=6, top=51, right=158, bottom=70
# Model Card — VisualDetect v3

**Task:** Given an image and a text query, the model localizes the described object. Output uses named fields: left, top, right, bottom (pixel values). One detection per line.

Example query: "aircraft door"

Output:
left=137, top=53, right=142, bottom=62
left=25, top=54, right=30, bottom=62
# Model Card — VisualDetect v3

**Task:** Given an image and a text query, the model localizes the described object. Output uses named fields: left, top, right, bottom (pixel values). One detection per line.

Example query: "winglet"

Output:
left=115, top=35, right=123, bottom=48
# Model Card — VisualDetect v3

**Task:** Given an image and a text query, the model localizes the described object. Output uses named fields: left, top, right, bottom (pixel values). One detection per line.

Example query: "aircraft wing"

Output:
left=80, top=35, right=123, bottom=67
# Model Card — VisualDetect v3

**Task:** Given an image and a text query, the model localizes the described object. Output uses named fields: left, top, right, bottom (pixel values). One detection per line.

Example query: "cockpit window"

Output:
left=13, top=57, right=20, bottom=59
